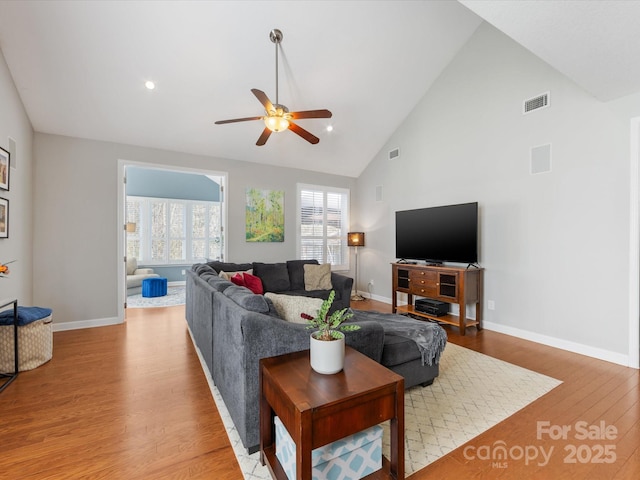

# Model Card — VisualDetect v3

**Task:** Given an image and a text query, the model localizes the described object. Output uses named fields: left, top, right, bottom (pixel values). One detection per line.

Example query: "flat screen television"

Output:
left=395, top=202, right=478, bottom=264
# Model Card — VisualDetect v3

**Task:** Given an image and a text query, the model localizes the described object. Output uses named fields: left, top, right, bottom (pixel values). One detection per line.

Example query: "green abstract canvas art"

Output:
left=246, top=188, right=284, bottom=242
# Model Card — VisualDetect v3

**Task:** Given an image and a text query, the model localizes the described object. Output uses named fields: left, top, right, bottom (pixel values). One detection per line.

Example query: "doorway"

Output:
left=117, top=160, right=227, bottom=322
left=630, top=117, right=640, bottom=368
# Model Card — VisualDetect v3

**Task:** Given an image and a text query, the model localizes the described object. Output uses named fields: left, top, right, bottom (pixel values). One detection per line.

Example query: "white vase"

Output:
left=309, top=331, right=345, bottom=374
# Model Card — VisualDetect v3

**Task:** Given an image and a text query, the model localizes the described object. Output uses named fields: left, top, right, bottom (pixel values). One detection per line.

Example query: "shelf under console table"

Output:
left=391, top=263, right=483, bottom=335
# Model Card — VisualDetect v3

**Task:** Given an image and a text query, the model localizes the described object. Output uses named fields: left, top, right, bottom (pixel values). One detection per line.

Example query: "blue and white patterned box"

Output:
left=274, top=416, right=382, bottom=480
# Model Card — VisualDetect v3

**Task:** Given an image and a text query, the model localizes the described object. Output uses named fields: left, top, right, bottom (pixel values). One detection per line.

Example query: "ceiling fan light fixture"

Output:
left=264, top=115, right=289, bottom=132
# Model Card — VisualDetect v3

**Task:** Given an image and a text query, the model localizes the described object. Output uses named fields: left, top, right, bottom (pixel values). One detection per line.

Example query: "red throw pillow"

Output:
left=243, top=272, right=264, bottom=295
left=230, top=273, right=246, bottom=287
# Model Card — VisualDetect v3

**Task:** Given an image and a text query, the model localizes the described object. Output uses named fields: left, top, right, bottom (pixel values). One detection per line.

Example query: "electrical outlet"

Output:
left=181, top=269, right=186, bottom=275
left=488, top=300, right=495, bottom=311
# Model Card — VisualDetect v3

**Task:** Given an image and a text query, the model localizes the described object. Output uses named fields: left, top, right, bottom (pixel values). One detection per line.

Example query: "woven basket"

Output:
left=0, top=315, right=53, bottom=372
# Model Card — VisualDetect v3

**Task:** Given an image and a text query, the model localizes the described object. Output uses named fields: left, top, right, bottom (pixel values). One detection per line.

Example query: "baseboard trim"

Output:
left=483, top=321, right=630, bottom=368
left=369, top=295, right=632, bottom=368
left=52, top=316, right=122, bottom=332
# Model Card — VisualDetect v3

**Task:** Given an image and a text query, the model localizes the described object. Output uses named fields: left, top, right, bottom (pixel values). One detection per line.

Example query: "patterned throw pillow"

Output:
left=264, top=293, right=324, bottom=324
left=303, top=263, right=332, bottom=291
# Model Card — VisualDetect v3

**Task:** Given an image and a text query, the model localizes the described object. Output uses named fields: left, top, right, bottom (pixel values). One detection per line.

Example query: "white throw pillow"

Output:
left=264, top=293, right=324, bottom=324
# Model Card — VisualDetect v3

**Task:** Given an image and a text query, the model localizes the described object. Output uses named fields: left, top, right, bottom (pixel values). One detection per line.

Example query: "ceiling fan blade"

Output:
left=215, top=116, right=263, bottom=125
left=256, top=127, right=272, bottom=146
left=288, top=122, right=320, bottom=144
left=290, top=109, right=333, bottom=120
left=251, top=88, right=275, bottom=113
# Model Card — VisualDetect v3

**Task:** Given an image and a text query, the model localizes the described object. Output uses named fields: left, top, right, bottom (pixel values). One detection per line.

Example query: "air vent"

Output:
left=523, top=92, right=550, bottom=115
left=388, top=147, right=400, bottom=160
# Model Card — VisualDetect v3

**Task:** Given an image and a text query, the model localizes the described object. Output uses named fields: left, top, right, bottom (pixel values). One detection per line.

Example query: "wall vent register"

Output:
left=523, top=92, right=549, bottom=114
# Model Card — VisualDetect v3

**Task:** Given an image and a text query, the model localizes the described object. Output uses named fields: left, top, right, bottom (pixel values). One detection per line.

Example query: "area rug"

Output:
left=127, top=285, right=186, bottom=308
left=200, top=342, right=561, bottom=479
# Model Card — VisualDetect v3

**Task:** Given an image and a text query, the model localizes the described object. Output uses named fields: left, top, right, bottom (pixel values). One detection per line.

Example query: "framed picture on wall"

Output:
left=245, top=188, right=285, bottom=242
left=0, top=146, right=9, bottom=191
left=0, top=197, right=8, bottom=238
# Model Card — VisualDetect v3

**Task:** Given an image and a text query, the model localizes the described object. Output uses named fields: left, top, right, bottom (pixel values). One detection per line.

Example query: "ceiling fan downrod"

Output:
left=269, top=29, right=283, bottom=108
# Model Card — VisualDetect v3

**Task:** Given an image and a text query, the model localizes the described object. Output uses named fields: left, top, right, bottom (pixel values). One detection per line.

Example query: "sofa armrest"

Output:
left=133, top=268, right=155, bottom=275
left=330, top=272, right=354, bottom=310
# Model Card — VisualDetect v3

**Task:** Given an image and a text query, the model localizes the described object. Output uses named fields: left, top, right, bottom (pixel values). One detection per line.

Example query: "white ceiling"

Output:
left=0, top=1, right=639, bottom=177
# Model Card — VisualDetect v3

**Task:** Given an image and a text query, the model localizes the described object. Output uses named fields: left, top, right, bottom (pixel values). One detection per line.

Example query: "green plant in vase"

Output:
left=301, top=290, right=360, bottom=341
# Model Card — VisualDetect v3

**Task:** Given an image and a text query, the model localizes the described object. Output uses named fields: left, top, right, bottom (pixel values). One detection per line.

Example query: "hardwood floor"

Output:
left=1, top=300, right=638, bottom=479
left=0, top=306, right=241, bottom=479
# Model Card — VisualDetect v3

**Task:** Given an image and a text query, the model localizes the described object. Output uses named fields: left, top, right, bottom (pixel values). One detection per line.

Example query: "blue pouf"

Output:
left=142, top=277, right=167, bottom=297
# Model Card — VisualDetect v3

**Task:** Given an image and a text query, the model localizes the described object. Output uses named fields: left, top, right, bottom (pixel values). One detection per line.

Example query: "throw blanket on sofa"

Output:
left=352, top=310, right=447, bottom=366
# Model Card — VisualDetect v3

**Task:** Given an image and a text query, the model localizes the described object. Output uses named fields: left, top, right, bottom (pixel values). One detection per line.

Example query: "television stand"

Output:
left=391, top=263, right=483, bottom=335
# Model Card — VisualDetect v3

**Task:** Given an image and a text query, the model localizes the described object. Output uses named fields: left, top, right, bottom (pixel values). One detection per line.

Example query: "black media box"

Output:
left=415, top=298, right=449, bottom=317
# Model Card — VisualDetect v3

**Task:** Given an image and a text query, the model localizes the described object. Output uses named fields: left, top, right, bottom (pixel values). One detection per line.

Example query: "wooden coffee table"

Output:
left=260, top=347, right=404, bottom=480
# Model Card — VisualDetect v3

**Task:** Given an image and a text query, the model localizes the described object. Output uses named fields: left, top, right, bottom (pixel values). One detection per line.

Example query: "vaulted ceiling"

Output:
left=0, top=1, right=638, bottom=177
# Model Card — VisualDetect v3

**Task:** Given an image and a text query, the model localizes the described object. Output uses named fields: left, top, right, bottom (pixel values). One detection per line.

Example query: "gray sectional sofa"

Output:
left=186, top=260, right=447, bottom=453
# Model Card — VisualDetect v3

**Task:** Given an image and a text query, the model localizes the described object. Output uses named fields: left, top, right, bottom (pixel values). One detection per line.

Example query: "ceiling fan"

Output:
left=215, top=29, right=332, bottom=146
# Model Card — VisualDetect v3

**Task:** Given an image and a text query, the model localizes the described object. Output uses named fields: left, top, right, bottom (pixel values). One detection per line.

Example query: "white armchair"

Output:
left=126, top=257, right=160, bottom=294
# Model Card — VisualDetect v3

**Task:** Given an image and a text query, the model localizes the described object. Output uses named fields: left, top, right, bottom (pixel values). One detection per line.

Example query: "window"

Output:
left=297, top=184, right=349, bottom=270
left=126, top=196, right=222, bottom=264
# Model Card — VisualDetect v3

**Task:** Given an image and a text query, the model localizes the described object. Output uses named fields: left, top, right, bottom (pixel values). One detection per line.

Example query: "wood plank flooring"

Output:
left=0, top=300, right=638, bottom=479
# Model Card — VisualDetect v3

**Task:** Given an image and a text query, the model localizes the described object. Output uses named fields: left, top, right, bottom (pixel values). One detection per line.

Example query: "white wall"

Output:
left=33, top=133, right=355, bottom=327
left=0, top=48, right=34, bottom=305
left=355, top=23, right=632, bottom=364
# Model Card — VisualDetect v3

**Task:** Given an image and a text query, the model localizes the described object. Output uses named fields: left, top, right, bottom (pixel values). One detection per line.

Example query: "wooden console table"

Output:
left=0, top=298, right=19, bottom=393
left=392, top=263, right=483, bottom=335
left=260, top=347, right=405, bottom=480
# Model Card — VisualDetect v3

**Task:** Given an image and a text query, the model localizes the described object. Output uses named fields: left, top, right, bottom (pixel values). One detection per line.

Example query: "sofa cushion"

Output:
left=304, top=263, right=332, bottom=291
left=380, top=334, right=423, bottom=367
left=207, top=261, right=253, bottom=274
left=206, top=275, right=234, bottom=292
left=286, top=259, right=319, bottom=290
left=253, top=263, right=290, bottom=292
left=194, top=264, right=216, bottom=275
left=223, top=285, right=269, bottom=313
left=280, top=289, right=339, bottom=300
left=265, top=293, right=324, bottom=324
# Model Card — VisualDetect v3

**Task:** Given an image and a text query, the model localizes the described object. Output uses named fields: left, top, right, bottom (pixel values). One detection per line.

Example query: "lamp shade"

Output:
left=347, top=232, right=365, bottom=247
left=126, top=222, right=137, bottom=233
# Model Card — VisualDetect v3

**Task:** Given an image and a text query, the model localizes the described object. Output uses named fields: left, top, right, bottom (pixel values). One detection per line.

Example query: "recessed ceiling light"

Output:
left=326, top=125, right=333, bottom=132
left=145, top=81, right=155, bottom=90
